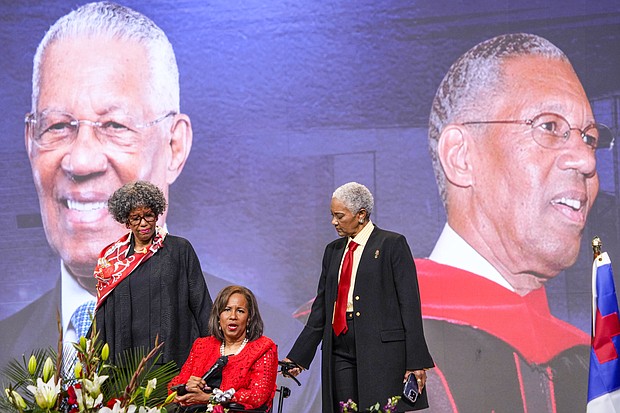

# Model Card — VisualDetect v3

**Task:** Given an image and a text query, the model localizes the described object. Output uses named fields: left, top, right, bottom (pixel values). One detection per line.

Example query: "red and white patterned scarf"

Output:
left=94, top=226, right=167, bottom=309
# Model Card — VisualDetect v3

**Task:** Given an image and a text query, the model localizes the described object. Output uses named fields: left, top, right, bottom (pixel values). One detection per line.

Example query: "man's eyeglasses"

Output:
left=25, top=111, right=177, bottom=151
left=128, top=213, right=157, bottom=226
left=461, top=112, right=615, bottom=150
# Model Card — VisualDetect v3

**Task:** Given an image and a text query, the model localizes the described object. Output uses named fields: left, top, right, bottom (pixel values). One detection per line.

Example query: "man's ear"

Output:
left=166, top=113, right=193, bottom=185
left=25, top=121, right=34, bottom=160
left=437, top=124, right=474, bottom=188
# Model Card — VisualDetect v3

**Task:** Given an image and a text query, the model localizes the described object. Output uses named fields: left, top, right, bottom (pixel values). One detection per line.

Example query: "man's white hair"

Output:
left=31, top=1, right=180, bottom=113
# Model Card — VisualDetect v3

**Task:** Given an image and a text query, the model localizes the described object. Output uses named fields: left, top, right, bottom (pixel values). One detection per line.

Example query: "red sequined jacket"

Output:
left=170, top=336, right=278, bottom=410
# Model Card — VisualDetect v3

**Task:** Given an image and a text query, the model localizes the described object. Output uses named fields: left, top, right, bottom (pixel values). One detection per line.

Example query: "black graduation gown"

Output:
left=94, top=234, right=212, bottom=369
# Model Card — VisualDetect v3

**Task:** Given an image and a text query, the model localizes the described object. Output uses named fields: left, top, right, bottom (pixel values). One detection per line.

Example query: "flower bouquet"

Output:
left=0, top=320, right=178, bottom=413
left=200, top=388, right=235, bottom=413
left=340, top=396, right=401, bottom=413
left=174, top=387, right=237, bottom=413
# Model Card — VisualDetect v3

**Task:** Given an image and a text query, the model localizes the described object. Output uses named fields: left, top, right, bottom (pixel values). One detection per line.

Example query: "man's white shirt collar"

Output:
left=429, top=223, right=515, bottom=292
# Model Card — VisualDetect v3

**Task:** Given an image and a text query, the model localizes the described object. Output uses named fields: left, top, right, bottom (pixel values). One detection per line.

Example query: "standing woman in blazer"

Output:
left=285, top=182, right=434, bottom=412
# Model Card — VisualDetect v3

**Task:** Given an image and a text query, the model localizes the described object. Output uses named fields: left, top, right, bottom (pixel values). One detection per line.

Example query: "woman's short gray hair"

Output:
left=107, top=181, right=167, bottom=224
left=428, top=33, right=569, bottom=206
left=31, top=1, right=180, bottom=114
left=332, top=182, right=374, bottom=217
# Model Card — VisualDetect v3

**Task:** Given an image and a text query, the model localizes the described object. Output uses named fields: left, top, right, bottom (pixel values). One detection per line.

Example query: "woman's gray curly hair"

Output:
left=332, top=182, right=374, bottom=218
left=107, top=181, right=167, bottom=224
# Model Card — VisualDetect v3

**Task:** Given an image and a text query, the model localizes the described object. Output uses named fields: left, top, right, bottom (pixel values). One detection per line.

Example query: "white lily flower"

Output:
left=83, top=373, right=109, bottom=397
left=75, top=386, right=104, bottom=410
left=144, top=378, right=157, bottom=399
left=26, top=376, right=61, bottom=409
left=137, top=406, right=160, bottom=413
left=98, top=399, right=122, bottom=413
left=98, top=401, right=140, bottom=413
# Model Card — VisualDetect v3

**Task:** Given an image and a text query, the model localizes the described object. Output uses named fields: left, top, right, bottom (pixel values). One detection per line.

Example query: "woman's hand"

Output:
left=174, top=375, right=212, bottom=405
left=281, top=358, right=303, bottom=377
left=404, top=369, right=427, bottom=393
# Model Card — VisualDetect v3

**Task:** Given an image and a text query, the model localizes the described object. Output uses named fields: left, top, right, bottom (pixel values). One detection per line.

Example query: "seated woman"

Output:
left=170, top=286, right=278, bottom=411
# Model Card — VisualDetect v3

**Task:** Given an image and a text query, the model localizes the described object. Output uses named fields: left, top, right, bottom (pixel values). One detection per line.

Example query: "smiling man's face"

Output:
left=26, top=35, right=174, bottom=282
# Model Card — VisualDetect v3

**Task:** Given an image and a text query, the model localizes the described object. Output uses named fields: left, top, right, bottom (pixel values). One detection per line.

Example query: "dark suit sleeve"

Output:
left=391, top=235, right=434, bottom=369
left=286, top=243, right=333, bottom=369
left=186, top=240, right=213, bottom=336
left=0, top=285, right=60, bottom=371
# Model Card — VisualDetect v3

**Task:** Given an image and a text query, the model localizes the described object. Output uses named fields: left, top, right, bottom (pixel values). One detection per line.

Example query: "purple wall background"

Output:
left=0, top=0, right=619, bottom=405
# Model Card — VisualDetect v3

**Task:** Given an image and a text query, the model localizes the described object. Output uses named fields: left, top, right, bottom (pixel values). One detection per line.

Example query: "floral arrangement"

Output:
left=0, top=324, right=178, bottom=413
left=202, top=388, right=235, bottom=413
left=340, top=396, right=401, bottom=413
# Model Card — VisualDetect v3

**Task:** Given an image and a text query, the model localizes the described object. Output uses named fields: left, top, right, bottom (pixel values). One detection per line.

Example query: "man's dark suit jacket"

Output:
left=287, top=226, right=434, bottom=412
left=0, top=280, right=60, bottom=368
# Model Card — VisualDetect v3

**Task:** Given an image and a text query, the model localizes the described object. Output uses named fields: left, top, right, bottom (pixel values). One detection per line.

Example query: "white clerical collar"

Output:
left=429, top=223, right=515, bottom=292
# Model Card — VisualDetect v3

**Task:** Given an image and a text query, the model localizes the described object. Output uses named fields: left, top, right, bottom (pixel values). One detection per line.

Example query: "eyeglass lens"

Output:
left=530, top=113, right=613, bottom=150
left=129, top=214, right=157, bottom=225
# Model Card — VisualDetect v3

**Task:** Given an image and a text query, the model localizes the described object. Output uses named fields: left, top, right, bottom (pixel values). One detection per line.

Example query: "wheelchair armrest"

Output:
left=226, top=402, right=268, bottom=412
left=175, top=404, right=210, bottom=413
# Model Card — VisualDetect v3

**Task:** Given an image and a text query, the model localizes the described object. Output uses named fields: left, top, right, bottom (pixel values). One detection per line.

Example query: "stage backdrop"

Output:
left=0, top=0, right=619, bottom=411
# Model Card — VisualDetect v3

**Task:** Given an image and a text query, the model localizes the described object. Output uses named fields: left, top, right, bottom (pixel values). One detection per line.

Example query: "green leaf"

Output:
left=101, top=346, right=178, bottom=407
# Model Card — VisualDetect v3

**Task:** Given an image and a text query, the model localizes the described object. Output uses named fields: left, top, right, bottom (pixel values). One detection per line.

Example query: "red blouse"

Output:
left=169, top=336, right=278, bottom=410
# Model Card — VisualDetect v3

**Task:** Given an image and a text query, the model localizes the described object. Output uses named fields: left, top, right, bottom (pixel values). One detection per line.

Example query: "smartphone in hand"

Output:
left=403, top=374, right=419, bottom=404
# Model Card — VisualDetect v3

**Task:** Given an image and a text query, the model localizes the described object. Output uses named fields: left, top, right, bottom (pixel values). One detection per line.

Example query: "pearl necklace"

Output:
left=220, top=338, right=248, bottom=356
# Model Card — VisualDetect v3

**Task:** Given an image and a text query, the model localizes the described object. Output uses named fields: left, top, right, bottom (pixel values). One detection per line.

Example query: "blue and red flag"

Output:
left=587, top=251, right=620, bottom=412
